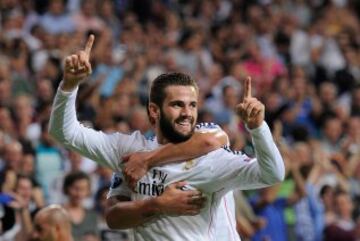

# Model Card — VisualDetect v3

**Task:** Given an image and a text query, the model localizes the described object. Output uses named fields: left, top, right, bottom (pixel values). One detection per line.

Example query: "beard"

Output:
left=159, top=109, right=195, bottom=143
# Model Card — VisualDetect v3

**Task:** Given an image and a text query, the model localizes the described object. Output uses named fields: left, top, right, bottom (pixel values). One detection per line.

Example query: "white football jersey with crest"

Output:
left=49, top=88, right=284, bottom=241
left=108, top=122, right=240, bottom=241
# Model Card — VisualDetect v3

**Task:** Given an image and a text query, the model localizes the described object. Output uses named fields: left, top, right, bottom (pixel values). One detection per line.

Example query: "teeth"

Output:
left=177, top=121, right=190, bottom=126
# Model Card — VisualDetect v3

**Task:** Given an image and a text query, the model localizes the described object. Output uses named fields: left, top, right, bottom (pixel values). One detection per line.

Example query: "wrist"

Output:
left=247, top=120, right=265, bottom=131
left=247, top=122, right=261, bottom=129
left=61, top=80, right=78, bottom=92
left=15, top=206, right=27, bottom=213
left=145, top=151, right=157, bottom=168
left=144, top=197, right=163, bottom=217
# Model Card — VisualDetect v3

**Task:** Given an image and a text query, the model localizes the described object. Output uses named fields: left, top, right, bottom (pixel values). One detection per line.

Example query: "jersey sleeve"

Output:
left=107, top=171, right=132, bottom=198
left=49, top=86, right=148, bottom=171
left=199, top=122, right=285, bottom=193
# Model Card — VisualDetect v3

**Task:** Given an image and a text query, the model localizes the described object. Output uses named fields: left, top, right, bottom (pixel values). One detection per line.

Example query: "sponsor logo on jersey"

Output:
left=135, top=169, right=168, bottom=196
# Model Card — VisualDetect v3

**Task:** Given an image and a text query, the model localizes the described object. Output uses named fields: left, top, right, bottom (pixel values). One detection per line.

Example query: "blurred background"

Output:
left=0, top=0, right=359, bottom=240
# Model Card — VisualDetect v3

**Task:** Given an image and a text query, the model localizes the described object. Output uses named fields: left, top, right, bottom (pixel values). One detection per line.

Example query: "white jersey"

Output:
left=215, top=192, right=239, bottom=241
left=49, top=87, right=285, bottom=241
left=107, top=132, right=240, bottom=241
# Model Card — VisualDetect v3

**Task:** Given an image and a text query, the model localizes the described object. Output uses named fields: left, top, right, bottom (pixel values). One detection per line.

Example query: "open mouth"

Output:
left=175, top=119, right=192, bottom=130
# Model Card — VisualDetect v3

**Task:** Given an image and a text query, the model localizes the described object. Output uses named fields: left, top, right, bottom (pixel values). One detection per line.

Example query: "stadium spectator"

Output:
left=62, top=171, right=99, bottom=240
left=31, top=204, right=74, bottom=241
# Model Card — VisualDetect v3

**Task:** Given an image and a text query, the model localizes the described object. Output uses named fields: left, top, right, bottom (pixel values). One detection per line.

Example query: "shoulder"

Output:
left=83, top=209, right=98, bottom=220
left=109, top=172, right=125, bottom=189
left=195, top=122, right=222, bottom=132
left=114, top=130, right=154, bottom=148
left=203, top=146, right=245, bottom=161
left=221, top=145, right=244, bottom=156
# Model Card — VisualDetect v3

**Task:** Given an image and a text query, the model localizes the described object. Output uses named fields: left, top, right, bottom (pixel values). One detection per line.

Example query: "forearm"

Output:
left=148, top=131, right=227, bottom=167
left=250, top=122, right=285, bottom=184
left=15, top=209, right=32, bottom=241
left=336, top=173, right=350, bottom=192
left=291, top=169, right=307, bottom=197
left=48, top=83, right=80, bottom=144
left=307, top=164, right=322, bottom=184
left=106, top=198, right=161, bottom=229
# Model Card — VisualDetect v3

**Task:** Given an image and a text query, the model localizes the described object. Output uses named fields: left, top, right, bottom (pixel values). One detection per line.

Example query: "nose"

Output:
left=181, top=106, right=192, bottom=117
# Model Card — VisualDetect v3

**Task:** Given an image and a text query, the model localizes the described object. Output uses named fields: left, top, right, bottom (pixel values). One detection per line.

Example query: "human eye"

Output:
left=190, top=102, right=197, bottom=108
left=171, top=101, right=183, bottom=108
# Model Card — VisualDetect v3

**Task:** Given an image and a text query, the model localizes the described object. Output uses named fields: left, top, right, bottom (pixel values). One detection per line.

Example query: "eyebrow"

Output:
left=168, top=100, right=197, bottom=105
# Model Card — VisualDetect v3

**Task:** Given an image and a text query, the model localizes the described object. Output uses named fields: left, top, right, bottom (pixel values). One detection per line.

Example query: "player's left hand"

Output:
left=236, top=76, right=265, bottom=129
left=123, top=151, right=153, bottom=190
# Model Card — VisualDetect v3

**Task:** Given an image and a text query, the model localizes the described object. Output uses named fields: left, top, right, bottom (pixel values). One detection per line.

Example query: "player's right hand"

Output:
left=62, top=34, right=94, bottom=91
left=156, top=181, right=206, bottom=216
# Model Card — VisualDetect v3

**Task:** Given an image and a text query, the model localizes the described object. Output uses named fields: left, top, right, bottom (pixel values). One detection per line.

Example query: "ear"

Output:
left=148, top=103, right=160, bottom=123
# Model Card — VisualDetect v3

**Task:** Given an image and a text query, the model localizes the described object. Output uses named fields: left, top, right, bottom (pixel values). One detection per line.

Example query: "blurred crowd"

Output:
left=0, top=0, right=359, bottom=241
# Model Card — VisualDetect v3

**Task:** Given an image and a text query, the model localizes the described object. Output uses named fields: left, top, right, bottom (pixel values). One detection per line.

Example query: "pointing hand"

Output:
left=236, top=76, right=265, bottom=129
left=62, top=34, right=95, bottom=91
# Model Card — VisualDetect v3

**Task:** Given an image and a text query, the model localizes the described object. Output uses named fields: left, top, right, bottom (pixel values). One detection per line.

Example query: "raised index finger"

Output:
left=244, top=76, right=252, bottom=98
left=84, top=34, right=95, bottom=56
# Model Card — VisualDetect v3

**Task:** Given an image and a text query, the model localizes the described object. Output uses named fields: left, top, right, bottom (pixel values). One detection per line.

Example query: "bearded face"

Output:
left=156, top=85, right=198, bottom=143
left=159, top=107, right=195, bottom=143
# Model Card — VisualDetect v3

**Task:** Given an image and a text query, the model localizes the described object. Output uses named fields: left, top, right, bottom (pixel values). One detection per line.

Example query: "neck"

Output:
left=155, top=128, right=168, bottom=145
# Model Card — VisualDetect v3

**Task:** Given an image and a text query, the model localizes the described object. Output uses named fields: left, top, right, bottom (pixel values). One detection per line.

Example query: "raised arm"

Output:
left=200, top=77, right=285, bottom=193
left=286, top=155, right=307, bottom=205
left=48, top=35, right=146, bottom=170
left=235, top=77, right=285, bottom=184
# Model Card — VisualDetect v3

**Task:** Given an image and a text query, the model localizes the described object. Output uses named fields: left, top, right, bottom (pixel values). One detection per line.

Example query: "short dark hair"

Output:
left=319, top=185, right=333, bottom=198
left=63, top=171, right=90, bottom=195
left=16, top=174, right=37, bottom=189
left=149, top=73, right=198, bottom=107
